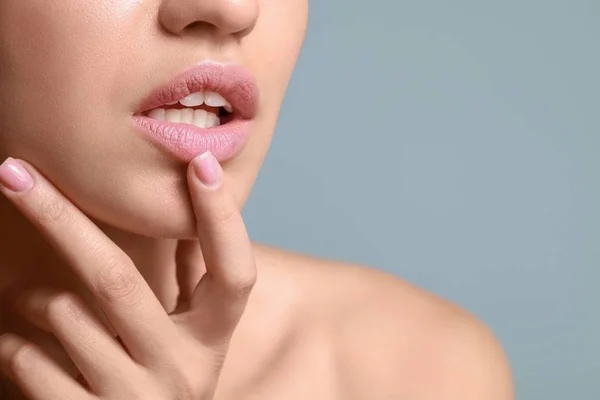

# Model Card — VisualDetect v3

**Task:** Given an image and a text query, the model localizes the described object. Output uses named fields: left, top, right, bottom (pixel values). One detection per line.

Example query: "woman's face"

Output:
left=0, top=0, right=308, bottom=238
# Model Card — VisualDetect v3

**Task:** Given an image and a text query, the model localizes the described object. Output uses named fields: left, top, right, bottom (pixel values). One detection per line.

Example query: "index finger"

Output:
left=0, top=157, right=177, bottom=365
left=183, top=152, right=257, bottom=343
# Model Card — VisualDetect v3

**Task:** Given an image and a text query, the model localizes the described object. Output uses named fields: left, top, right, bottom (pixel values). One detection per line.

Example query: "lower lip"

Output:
left=132, top=115, right=251, bottom=163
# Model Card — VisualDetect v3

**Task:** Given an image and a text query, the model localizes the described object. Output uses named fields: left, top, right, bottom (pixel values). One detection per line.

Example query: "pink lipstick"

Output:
left=132, top=61, right=258, bottom=163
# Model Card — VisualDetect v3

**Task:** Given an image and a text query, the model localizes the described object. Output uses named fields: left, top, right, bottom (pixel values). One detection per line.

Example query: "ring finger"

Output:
left=0, top=333, right=95, bottom=400
left=11, top=287, right=138, bottom=394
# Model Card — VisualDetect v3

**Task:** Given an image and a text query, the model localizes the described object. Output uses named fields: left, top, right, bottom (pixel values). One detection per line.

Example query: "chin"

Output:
left=87, top=186, right=200, bottom=240
left=78, top=163, right=256, bottom=240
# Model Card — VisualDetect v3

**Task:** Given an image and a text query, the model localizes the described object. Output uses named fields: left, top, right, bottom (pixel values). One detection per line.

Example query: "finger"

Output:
left=0, top=158, right=176, bottom=364
left=175, top=240, right=206, bottom=306
left=11, top=287, right=138, bottom=394
left=0, top=333, right=95, bottom=400
left=185, top=152, right=257, bottom=343
left=1, top=283, right=82, bottom=384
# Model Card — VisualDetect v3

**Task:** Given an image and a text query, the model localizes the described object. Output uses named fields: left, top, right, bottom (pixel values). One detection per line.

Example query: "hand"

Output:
left=0, top=152, right=257, bottom=400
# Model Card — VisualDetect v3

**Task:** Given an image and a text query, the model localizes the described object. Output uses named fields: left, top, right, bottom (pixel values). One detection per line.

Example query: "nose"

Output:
left=159, top=0, right=259, bottom=38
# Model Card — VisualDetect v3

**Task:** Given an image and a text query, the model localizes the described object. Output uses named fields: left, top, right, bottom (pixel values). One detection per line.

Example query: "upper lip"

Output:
left=136, top=61, right=258, bottom=119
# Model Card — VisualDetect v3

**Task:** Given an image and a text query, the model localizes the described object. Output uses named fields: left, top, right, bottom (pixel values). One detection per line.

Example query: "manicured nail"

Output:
left=192, top=151, right=221, bottom=188
left=0, top=158, right=34, bottom=193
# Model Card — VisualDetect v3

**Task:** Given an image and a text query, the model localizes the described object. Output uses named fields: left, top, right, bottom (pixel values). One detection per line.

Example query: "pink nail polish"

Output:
left=192, top=151, right=221, bottom=188
left=0, top=157, right=34, bottom=193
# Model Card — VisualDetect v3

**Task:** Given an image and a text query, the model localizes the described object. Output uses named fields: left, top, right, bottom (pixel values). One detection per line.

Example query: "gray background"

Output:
left=243, top=0, right=599, bottom=398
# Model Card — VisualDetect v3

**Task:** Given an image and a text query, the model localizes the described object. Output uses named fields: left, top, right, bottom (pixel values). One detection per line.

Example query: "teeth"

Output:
left=172, top=91, right=232, bottom=112
left=192, top=109, right=220, bottom=128
left=147, top=108, right=166, bottom=121
left=204, top=91, right=227, bottom=108
left=165, top=109, right=181, bottom=124
left=207, top=111, right=220, bottom=127
left=194, top=109, right=207, bottom=127
left=149, top=108, right=221, bottom=128
left=179, top=92, right=205, bottom=108
left=181, top=108, right=194, bottom=125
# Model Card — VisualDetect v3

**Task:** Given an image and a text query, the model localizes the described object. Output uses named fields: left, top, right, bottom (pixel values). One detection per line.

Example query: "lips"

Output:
left=132, top=61, right=259, bottom=163
left=136, top=61, right=258, bottom=118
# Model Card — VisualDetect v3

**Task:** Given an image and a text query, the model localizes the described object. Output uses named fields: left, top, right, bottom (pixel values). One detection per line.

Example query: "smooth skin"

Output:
left=0, top=153, right=257, bottom=400
left=0, top=159, right=515, bottom=400
left=0, top=0, right=514, bottom=398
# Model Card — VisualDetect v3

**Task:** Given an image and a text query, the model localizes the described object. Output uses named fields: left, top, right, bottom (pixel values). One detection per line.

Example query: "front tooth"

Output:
left=147, top=108, right=166, bottom=121
left=204, top=91, right=228, bottom=108
left=193, top=109, right=208, bottom=128
left=207, top=112, right=221, bottom=127
left=181, top=108, right=194, bottom=125
left=180, top=92, right=205, bottom=107
left=165, top=109, right=182, bottom=123
left=166, top=101, right=178, bottom=106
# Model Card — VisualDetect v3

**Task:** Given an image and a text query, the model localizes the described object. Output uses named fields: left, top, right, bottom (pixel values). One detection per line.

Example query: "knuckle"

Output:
left=34, top=195, right=70, bottom=226
left=8, top=343, right=38, bottom=375
left=156, top=352, right=215, bottom=400
left=172, top=380, right=196, bottom=400
left=94, top=255, right=141, bottom=303
left=44, top=292, right=80, bottom=326
left=234, top=269, right=257, bottom=296
left=206, top=202, right=239, bottom=227
left=224, top=263, right=257, bottom=300
left=171, top=373, right=212, bottom=400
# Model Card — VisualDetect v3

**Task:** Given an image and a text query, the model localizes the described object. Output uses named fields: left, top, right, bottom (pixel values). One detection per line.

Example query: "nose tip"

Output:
left=159, top=0, right=259, bottom=37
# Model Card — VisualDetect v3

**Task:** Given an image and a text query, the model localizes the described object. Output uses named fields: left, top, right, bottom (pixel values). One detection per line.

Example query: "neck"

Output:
left=0, top=194, right=184, bottom=316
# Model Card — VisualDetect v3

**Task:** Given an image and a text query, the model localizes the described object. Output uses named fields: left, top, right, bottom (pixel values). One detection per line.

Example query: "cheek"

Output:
left=0, top=1, right=130, bottom=85
left=231, top=0, right=307, bottom=159
left=220, top=0, right=308, bottom=206
left=0, top=1, right=172, bottom=236
left=0, top=0, right=131, bottom=155
left=250, top=0, right=308, bottom=107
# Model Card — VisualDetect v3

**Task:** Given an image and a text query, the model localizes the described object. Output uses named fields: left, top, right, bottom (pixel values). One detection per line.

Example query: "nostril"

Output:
left=180, top=20, right=218, bottom=36
left=185, top=20, right=211, bottom=31
left=186, top=21, right=202, bottom=30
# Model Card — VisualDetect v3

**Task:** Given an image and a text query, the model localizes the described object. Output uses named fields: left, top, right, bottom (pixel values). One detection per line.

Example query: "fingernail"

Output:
left=192, top=151, right=221, bottom=188
left=0, top=157, right=34, bottom=193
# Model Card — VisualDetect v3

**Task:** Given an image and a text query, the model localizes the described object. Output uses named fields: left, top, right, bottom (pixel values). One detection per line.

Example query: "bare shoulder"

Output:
left=252, top=243, right=514, bottom=400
